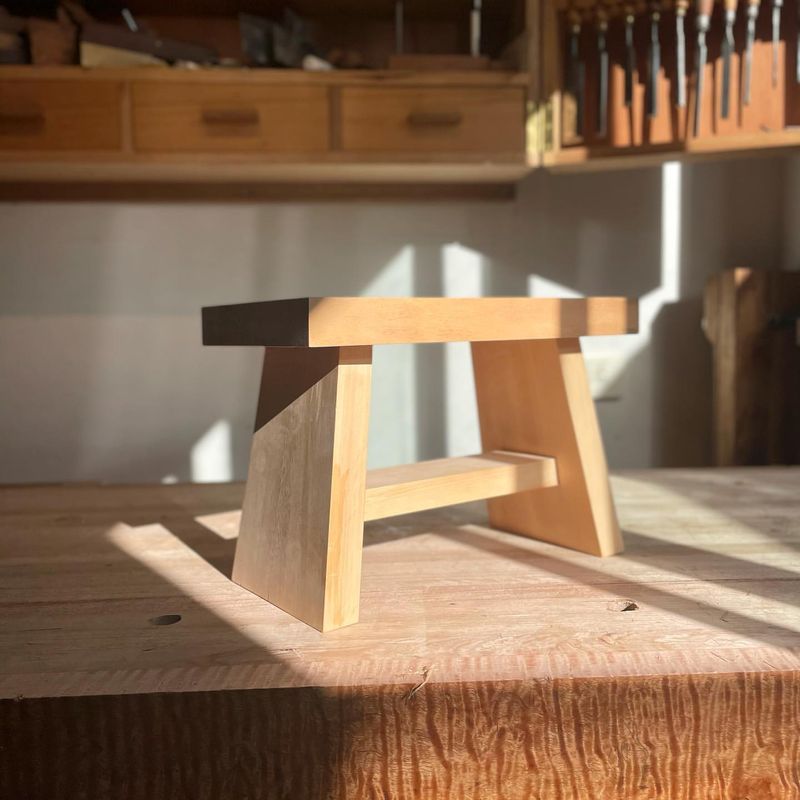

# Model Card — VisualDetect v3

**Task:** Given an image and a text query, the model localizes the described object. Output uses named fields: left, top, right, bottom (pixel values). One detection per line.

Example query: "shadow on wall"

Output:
left=0, top=155, right=789, bottom=482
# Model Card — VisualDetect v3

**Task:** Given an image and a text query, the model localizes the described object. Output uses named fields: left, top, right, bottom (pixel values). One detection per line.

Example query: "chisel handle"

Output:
left=747, top=0, right=761, bottom=11
left=723, top=0, right=737, bottom=11
left=674, top=0, right=689, bottom=14
left=696, top=0, right=714, bottom=22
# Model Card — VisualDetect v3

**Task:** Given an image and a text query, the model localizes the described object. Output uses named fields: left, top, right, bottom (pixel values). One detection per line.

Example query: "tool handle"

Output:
left=696, top=0, right=714, bottom=17
left=723, top=0, right=737, bottom=11
left=674, top=0, right=689, bottom=12
left=747, top=0, right=760, bottom=7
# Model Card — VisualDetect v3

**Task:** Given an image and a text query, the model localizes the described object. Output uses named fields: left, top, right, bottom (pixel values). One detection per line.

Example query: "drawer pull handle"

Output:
left=406, top=111, right=463, bottom=128
left=0, top=111, right=45, bottom=134
left=201, top=108, right=260, bottom=127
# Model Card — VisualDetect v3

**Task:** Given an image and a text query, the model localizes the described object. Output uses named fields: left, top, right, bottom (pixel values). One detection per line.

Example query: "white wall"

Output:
left=0, top=154, right=791, bottom=483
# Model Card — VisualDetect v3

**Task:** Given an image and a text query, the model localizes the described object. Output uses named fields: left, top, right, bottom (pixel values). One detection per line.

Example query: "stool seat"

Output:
left=203, top=295, right=639, bottom=631
left=202, top=296, right=637, bottom=347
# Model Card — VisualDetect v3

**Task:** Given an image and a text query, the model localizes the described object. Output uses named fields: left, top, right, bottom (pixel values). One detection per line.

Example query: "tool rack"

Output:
left=3, top=0, right=800, bottom=197
left=538, top=0, right=800, bottom=168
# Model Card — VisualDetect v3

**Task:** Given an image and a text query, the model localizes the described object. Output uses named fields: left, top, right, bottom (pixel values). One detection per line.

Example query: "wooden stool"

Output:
left=203, top=297, right=638, bottom=631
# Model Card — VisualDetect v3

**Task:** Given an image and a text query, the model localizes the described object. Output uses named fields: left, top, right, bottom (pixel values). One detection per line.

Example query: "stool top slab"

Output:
left=202, top=296, right=638, bottom=347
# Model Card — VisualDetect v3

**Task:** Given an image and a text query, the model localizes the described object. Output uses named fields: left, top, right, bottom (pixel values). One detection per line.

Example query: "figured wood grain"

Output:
left=364, top=450, right=558, bottom=522
left=1, top=469, right=800, bottom=799
left=472, top=337, right=622, bottom=556
left=233, top=345, right=372, bottom=632
left=202, top=296, right=638, bottom=347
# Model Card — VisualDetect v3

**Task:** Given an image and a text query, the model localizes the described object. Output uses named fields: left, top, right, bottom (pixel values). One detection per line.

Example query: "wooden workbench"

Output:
left=1, top=469, right=799, bottom=799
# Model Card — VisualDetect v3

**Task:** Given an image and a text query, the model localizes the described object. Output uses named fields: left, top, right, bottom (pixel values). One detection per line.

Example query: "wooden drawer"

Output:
left=132, top=82, right=329, bottom=154
left=340, top=87, right=525, bottom=155
left=0, top=79, right=122, bottom=152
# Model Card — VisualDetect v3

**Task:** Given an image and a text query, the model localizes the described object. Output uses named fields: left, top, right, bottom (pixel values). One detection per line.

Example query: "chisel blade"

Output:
left=567, top=17, right=585, bottom=137
left=744, top=6, right=758, bottom=105
left=647, top=9, right=661, bottom=117
left=694, top=35, right=707, bottom=136
left=676, top=13, right=687, bottom=107
left=721, top=12, right=735, bottom=119
left=797, top=25, right=800, bottom=83
left=624, top=12, right=635, bottom=107
left=597, top=27, right=609, bottom=136
left=772, top=0, right=783, bottom=86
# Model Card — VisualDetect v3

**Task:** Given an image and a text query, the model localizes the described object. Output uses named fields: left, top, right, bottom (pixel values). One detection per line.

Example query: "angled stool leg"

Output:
left=471, top=337, right=622, bottom=557
left=233, top=345, right=372, bottom=631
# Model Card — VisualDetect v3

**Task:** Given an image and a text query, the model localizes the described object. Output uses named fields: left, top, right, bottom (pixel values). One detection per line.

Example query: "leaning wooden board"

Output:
left=1, top=468, right=799, bottom=798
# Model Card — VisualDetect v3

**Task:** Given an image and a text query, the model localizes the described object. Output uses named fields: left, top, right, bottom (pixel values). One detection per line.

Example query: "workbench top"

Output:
left=2, top=468, right=799, bottom=799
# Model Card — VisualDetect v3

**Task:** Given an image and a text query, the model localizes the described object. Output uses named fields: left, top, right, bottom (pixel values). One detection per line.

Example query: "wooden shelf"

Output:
left=543, top=128, right=800, bottom=172
left=0, top=66, right=530, bottom=198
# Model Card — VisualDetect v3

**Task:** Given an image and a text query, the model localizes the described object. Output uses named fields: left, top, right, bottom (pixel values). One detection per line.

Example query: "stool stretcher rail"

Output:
left=364, top=450, right=558, bottom=522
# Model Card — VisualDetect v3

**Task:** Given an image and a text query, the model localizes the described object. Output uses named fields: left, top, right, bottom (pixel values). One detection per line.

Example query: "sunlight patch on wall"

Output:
left=363, top=245, right=418, bottom=468
left=442, top=243, right=483, bottom=456
left=527, top=161, right=683, bottom=405
left=191, top=419, right=233, bottom=483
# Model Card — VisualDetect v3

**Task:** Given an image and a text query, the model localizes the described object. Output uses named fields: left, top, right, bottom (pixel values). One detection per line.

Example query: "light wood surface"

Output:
left=364, top=450, right=558, bottom=522
left=340, top=86, right=525, bottom=154
left=472, top=338, right=623, bottom=556
left=202, top=296, right=639, bottom=347
left=132, top=81, right=330, bottom=154
left=1, top=468, right=799, bottom=798
left=234, top=346, right=372, bottom=632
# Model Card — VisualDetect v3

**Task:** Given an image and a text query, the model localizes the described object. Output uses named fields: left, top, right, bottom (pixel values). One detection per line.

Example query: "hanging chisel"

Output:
left=721, top=0, right=737, bottom=118
left=771, top=0, right=783, bottom=86
left=566, top=5, right=586, bottom=136
left=394, top=1, right=404, bottom=54
left=693, top=0, right=713, bottom=136
left=470, top=0, right=482, bottom=58
left=646, top=0, right=661, bottom=116
left=675, top=0, right=689, bottom=107
left=797, top=0, right=800, bottom=82
left=623, top=2, right=637, bottom=106
left=743, top=0, right=761, bottom=104
left=596, top=3, right=610, bottom=135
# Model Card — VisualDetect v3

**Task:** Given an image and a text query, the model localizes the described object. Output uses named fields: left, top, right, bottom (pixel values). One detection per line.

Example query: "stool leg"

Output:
left=233, top=345, right=372, bottom=631
left=471, top=337, right=622, bottom=556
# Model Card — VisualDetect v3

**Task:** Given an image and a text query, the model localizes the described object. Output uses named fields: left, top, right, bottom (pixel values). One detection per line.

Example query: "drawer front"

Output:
left=0, top=80, right=122, bottom=151
left=340, top=87, right=525, bottom=154
left=132, top=83, right=329, bottom=153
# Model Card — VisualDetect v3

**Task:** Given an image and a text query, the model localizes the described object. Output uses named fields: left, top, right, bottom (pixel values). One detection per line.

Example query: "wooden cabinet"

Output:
left=340, top=86, right=525, bottom=156
left=0, top=78, right=122, bottom=152
left=0, top=68, right=529, bottom=195
left=131, top=81, right=330, bottom=154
